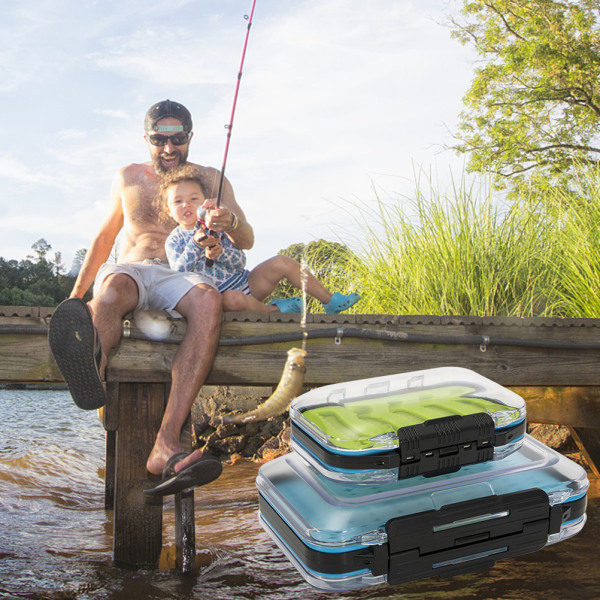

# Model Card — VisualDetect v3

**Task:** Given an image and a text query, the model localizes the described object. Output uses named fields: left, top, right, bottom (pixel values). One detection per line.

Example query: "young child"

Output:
left=161, top=164, right=360, bottom=313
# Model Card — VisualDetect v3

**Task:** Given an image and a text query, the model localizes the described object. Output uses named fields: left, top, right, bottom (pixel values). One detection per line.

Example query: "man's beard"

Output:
left=152, top=148, right=189, bottom=175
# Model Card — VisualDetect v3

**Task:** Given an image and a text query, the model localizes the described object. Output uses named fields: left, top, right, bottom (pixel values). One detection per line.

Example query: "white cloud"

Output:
left=0, top=154, right=63, bottom=188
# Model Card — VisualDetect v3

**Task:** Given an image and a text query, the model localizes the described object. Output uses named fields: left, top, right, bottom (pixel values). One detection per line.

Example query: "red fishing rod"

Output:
left=216, top=0, right=257, bottom=207
left=200, top=0, right=257, bottom=266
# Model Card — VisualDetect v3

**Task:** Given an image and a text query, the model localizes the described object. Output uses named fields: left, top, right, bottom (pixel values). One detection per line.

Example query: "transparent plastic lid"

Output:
left=256, top=435, right=588, bottom=550
left=289, top=367, right=526, bottom=453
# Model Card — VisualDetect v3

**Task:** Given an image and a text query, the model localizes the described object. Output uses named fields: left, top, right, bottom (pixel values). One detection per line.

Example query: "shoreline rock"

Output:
left=191, top=386, right=293, bottom=464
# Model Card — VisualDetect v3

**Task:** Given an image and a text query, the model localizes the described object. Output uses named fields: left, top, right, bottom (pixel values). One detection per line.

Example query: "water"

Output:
left=0, top=389, right=598, bottom=600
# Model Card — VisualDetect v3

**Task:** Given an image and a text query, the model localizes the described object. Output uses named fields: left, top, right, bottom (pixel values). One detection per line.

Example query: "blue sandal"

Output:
left=269, top=297, right=303, bottom=313
left=322, top=292, right=361, bottom=314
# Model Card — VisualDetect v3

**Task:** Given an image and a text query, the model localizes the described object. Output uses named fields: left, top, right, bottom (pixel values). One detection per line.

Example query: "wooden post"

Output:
left=174, top=415, right=196, bottom=573
left=113, top=382, right=166, bottom=568
left=175, top=489, right=196, bottom=573
left=105, top=430, right=116, bottom=510
left=103, top=382, right=119, bottom=510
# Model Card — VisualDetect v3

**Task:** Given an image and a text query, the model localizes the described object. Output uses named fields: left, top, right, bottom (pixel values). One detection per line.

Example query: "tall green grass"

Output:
left=542, top=169, right=600, bottom=317
left=316, top=168, right=600, bottom=318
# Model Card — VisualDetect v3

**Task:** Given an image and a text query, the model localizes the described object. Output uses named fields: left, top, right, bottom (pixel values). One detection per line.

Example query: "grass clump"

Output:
left=341, top=174, right=560, bottom=317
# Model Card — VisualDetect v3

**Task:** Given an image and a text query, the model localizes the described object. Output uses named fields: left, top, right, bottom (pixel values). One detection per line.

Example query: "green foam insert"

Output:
left=301, top=385, right=517, bottom=451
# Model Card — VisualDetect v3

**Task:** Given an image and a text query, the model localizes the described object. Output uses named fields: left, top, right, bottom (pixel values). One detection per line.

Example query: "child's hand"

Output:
left=193, top=231, right=220, bottom=248
left=194, top=231, right=221, bottom=262
left=205, top=242, right=222, bottom=261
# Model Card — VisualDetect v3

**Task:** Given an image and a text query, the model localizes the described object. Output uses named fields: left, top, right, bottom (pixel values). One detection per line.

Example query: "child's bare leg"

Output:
left=222, top=289, right=278, bottom=312
left=248, top=256, right=332, bottom=303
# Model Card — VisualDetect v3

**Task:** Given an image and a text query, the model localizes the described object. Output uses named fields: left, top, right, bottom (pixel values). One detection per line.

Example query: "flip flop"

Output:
left=269, top=297, right=302, bottom=313
left=144, top=452, right=223, bottom=497
left=322, top=292, right=361, bottom=314
left=48, top=297, right=106, bottom=410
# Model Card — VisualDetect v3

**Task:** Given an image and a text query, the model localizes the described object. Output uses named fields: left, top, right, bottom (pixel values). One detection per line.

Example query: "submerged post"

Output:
left=174, top=414, right=196, bottom=573
left=175, top=489, right=196, bottom=573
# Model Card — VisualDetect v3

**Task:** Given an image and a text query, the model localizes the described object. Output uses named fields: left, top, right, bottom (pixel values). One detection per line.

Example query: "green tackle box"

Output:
left=289, top=367, right=527, bottom=483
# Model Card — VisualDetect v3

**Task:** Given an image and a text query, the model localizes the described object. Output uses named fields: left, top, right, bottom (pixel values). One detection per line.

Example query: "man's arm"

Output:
left=70, top=170, right=126, bottom=298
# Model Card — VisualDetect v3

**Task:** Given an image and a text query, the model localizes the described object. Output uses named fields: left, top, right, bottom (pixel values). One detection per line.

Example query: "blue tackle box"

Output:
left=257, top=434, right=588, bottom=592
left=289, top=367, right=527, bottom=483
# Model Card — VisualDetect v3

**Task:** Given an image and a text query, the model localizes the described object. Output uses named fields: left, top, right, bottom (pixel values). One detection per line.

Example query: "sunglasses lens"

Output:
left=148, top=132, right=189, bottom=146
left=171, top=132, right=189, bottom=145
left=149, top=134, right=166, bottom=146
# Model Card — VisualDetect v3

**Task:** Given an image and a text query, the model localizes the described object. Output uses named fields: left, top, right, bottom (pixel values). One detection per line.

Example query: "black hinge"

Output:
left=397, top=413, right=496, bottom=478
left=379, top=489, right=550, bottom=584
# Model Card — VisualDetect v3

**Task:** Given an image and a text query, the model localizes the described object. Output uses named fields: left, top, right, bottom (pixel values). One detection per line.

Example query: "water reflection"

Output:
left=0, top=389, right=598, bottom=600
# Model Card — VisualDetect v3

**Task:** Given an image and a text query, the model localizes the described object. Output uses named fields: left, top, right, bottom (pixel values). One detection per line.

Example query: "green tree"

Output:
left=69, top=248, right=87, bottom=277
left=0, top=240, right=80, bottom=307
left=450, top=0, right=600, bottom=195
left=30, top=238, right=52, bottom=262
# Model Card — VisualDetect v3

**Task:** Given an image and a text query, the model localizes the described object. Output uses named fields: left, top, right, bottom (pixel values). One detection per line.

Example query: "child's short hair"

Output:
left=159, top=164, right=212, bottom=207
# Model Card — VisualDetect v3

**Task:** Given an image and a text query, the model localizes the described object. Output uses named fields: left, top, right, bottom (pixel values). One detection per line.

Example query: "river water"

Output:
left=0, top=389, right=598, bottom=600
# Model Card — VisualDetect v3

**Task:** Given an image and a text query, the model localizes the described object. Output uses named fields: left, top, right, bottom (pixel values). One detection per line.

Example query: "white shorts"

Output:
left=93, top=260, right=215, bottom=312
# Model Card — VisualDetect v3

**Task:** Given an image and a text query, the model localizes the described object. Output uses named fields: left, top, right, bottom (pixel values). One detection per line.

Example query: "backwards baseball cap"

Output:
left=144, top=99, right=193, bottom=132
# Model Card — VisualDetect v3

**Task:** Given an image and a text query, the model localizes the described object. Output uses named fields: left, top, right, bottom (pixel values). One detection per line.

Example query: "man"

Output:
left=49, top=99, right=254, bottom=495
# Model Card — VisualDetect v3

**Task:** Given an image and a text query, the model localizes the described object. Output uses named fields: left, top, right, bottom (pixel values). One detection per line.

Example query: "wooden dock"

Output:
left=1, top=305, right=600, bottom=569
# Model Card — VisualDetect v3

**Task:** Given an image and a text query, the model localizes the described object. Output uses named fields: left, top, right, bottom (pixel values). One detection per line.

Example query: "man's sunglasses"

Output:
left=147, top=132, right=190, bottom=147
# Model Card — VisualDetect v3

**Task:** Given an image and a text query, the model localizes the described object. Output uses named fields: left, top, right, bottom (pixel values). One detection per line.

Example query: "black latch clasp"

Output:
left=397, top=413, right=495, bottom=478
left=382, top=489, right=550, bottom=585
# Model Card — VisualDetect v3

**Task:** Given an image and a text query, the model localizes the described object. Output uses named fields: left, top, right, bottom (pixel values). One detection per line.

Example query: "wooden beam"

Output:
left=3, top=310, right=600, bottom=386
left=104, top=312, right=600, bottom=386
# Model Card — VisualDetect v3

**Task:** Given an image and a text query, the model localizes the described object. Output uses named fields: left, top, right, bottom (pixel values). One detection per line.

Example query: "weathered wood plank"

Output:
left=0, top=331, right=62, bottom=382
left=107, top=332, right=600, bottom=387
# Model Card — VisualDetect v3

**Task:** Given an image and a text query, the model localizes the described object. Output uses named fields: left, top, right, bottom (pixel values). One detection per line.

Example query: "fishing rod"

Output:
left=201, top=0, right=257, bottom=267
left=216, top=0, right=257, bottom=207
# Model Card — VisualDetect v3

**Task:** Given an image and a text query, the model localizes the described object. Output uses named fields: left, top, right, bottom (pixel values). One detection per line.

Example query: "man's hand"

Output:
left=201, top=199, right=235, bottom=233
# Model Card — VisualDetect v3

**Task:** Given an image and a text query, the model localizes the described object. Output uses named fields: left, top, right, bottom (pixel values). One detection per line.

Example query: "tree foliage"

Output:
left=450, top=0, right=600, bottom=195
left=0, top=239, right=85, bottom=307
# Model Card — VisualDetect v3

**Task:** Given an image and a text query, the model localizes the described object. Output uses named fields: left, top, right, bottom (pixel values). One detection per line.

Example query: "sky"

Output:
left=0, top=0, right=476, bottom=274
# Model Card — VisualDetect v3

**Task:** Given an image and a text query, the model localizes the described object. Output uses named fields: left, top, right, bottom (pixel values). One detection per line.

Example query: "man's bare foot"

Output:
left=146, top=439, right=203, bottom=476
left=144, top=450, right=222, bottom=496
